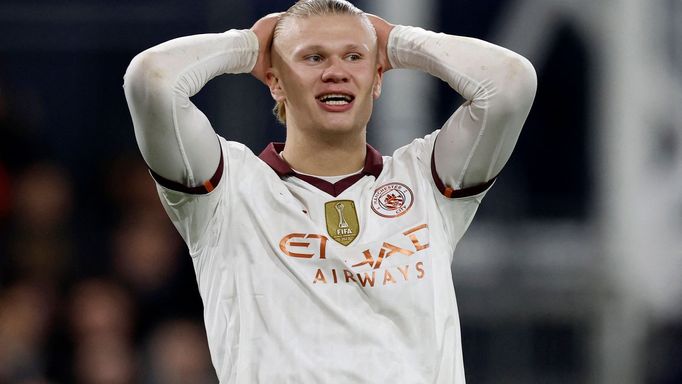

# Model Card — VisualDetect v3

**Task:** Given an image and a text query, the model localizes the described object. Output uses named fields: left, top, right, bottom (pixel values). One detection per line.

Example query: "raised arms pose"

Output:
left=124, top=1, right=535, bottom=382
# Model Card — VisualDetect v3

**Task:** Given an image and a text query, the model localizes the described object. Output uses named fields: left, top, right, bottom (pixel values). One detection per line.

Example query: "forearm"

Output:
left=123, top=29, right=258, bottom=186
left=388, top=26, right=537, bottom=189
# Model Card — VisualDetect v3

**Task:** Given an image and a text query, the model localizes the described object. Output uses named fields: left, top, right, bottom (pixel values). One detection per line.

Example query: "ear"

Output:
left=372, top=65, right=384, bottom=99
left=266, top=69, right=285, bottom=102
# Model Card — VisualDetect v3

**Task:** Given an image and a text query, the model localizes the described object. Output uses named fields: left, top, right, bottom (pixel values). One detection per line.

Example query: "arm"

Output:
left=123, top=13, right=280, bottom=188
left=386, top=25, right=537, bottom=192
left=123, top=31, right=257, bottom=187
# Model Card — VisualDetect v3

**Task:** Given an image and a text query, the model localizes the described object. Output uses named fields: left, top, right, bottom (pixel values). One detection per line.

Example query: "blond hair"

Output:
left=271, top=0, right=373, bottom=125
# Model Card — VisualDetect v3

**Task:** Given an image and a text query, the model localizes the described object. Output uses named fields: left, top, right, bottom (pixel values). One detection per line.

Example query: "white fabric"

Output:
left=157, top=134, right=484, bottom=383
left=123, top=27, right=536, bottom=190
left=123, top=23, right=537, bottom=384
left=388, top=26, right=536, bottom=189
left=124, top=29, right=258, bottom=185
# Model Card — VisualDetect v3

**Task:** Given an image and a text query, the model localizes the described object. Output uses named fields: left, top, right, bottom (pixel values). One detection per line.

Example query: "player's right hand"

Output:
left=250, top=13, right=282, bottom=84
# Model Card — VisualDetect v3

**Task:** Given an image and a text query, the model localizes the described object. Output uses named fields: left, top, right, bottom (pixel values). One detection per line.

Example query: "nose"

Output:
left=321, top=57, right=349, bottom=83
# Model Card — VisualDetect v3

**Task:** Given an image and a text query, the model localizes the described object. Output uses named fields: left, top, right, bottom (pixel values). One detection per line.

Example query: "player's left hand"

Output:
left=366, top=14, right=395, bottom=72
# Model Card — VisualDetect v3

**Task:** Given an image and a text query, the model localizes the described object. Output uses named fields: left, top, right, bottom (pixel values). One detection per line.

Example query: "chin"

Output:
left=318, top=120, right=363, bottom=136
left=321, top=114, right=370, bottom=133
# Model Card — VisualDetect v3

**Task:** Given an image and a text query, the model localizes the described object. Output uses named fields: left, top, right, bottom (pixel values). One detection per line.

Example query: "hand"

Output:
left=250, top=13, right=282, bottom=84
left=366, top=14, right=395, bottom=72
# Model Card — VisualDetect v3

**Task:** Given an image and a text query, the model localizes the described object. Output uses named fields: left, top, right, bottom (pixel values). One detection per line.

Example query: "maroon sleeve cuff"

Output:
left=149, top=150, right=224, bottom=195
left=430, top=148, right=496, bottom=198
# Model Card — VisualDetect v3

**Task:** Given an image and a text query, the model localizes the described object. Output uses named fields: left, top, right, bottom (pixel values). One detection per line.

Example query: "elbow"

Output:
left=515, top=55, right=538, bottom=103
left=505, top=54, right=537, bottom=107
left=123, top=50, right=174, bottom=101
left=491, top=54, right=537, bottom=116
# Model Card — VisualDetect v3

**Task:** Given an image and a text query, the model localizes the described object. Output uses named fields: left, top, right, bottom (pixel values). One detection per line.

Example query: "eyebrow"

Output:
left=295, top=43, right=370, bottom=55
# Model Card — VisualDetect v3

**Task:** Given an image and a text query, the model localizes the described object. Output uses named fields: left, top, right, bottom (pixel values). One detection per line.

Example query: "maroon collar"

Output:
left=258, top=142, right=383, bottom=197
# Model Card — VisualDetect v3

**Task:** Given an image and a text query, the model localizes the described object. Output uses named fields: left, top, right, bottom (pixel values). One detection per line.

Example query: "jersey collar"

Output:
left=258, top=142, right=383, bottom=197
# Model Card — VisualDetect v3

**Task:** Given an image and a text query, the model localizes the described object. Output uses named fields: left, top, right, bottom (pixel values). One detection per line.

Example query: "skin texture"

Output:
left=251, top=13, right=394, bottom=176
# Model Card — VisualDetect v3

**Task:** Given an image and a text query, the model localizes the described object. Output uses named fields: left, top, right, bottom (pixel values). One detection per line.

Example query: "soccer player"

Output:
left=123, top=0, right=536, bottom=382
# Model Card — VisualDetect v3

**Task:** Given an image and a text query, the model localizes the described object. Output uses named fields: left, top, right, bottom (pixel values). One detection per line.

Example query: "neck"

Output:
left=282, top=128, right=367, bottom=176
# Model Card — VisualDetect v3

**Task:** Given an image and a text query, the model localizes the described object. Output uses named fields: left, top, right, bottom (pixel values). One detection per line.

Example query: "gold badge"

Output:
left=325, top=200, right=359, bottom=246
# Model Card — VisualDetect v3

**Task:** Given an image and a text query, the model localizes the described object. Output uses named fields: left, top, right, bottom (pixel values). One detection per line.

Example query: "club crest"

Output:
left=325, top=200, right=359, bottom=246
left=371, top=182, right=414, bottom=218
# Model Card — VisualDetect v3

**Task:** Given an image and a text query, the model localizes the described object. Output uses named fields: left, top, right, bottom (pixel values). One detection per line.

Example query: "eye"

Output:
left=304, top=54, right=323, bottom=63
left=346, top=53, right=362, bottom=61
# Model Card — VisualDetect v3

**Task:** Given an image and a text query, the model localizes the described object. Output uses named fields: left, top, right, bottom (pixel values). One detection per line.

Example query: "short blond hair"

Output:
left=272, top=0, right=373, bottom=125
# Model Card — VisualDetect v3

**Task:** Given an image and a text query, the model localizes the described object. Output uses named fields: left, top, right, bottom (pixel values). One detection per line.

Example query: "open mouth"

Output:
left=316, top=93, right=355, bottom=105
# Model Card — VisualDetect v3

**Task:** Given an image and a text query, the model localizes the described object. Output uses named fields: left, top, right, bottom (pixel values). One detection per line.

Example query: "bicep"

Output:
left=124, top=52, right=221, bottom=187
left=434, top=58, right=537, bottom=190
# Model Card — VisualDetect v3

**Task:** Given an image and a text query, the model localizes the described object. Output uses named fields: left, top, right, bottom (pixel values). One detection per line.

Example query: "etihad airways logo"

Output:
left=279, top=224, right=430, bottom=287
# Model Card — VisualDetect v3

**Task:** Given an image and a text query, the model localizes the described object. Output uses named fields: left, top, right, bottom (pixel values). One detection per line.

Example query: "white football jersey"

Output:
left=153, top=131, right=490, bottom=384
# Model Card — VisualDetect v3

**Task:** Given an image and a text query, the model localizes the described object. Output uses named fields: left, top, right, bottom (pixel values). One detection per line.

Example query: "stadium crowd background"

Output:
left=1, top=0, right=681, bottom=383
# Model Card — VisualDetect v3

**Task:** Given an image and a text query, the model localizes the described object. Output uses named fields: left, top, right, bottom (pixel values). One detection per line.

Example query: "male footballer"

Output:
left=124, top=0, right=536, bottom=382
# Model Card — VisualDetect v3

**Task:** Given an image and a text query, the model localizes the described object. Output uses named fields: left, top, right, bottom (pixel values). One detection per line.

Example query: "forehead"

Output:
left=275, top=14, right=376, bottom=53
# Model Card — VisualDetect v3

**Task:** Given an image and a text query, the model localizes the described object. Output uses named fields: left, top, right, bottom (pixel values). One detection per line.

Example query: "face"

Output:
left=267, top=14, right=383, bottom=137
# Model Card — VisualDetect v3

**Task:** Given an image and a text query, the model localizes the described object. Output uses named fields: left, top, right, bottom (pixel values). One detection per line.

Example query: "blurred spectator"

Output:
left=73, top=335, right=137, bottom=384
left=110, top=207, right=203, bottom=336
left=13, top=163, right=73, bottom=232
left=0, top=69, right=47, bottom=225
left=144, top=319, right=217, bottom=384
left=111, top=210, right=180, bottom=296
left=105, top=153, right=167, bottom=219
left=1, top=162, right=74, bottom=286
left=65, top=278, right=138, bottom=383
left=0, top=280, right=57, bottom=383
left=68, top=278, right=135, bottom=343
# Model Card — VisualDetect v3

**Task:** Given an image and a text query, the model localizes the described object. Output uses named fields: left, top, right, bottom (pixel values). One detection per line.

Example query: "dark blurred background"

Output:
left=0, top=0, right=680, bottom=383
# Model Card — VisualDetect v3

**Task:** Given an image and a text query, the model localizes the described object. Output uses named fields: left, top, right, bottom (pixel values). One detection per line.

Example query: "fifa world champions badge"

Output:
left=325, top=200, right=360, bottom=246
left=371, top=183, right=414, bottom=218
